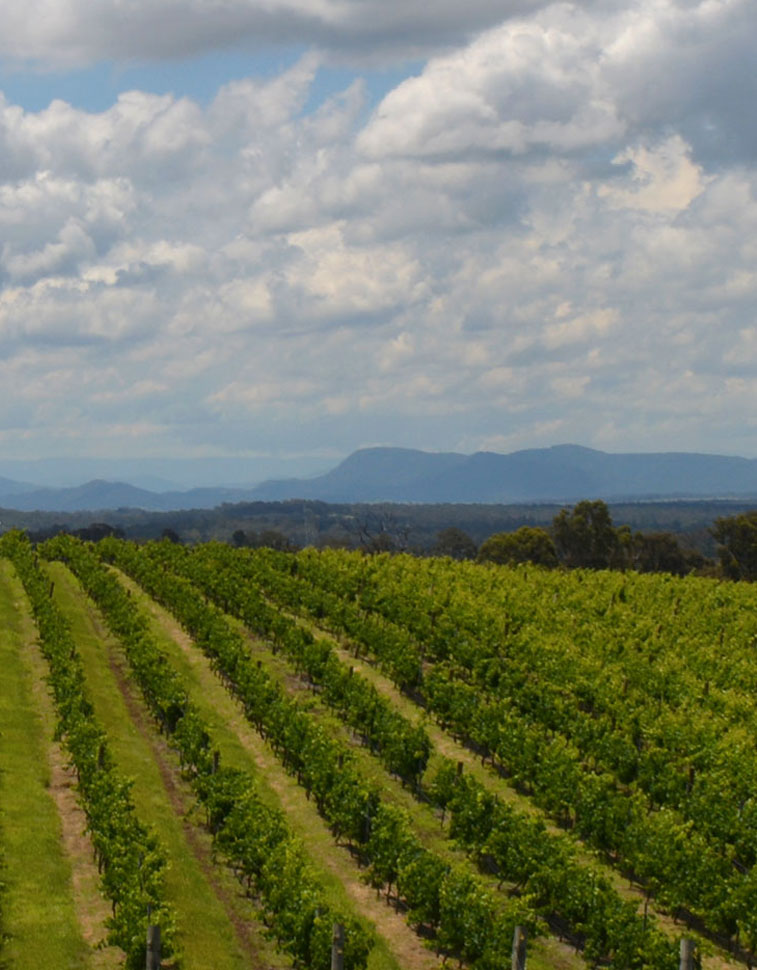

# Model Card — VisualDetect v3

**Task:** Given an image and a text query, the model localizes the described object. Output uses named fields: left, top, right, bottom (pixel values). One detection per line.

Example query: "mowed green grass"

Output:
left=45, top=560, right=267, bottom=970
left=0, top=561, right=91, bottom=970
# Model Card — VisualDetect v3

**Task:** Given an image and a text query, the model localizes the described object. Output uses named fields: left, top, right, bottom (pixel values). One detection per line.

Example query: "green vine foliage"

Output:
left=233, top=544, right=757, bottom=955
left=106, top=537, right=685, bottom=970
left=89, top=536, right=537, bottom=969
left=40, top=534, right=373, bottom=970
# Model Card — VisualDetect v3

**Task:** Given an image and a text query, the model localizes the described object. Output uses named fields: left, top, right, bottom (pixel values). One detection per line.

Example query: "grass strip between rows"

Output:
left=0, top=560, right=92, bottom=970
left=0, top=533, right=176, bottom=970
left=40, top=534, right=375, bottom=970
left=64, top=533, right=539, bottom=970
left=149, top=538, right=684, bottom=970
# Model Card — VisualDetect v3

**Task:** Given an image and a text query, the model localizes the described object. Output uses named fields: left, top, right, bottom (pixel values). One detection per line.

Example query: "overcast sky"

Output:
left=1, top=0, right=756, bottom=482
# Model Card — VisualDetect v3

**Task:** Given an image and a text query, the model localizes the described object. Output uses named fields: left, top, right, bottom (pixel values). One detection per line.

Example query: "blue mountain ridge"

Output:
left=250, top=444, right=757, bottom=504
left=2, top=445, right=757, bottom=511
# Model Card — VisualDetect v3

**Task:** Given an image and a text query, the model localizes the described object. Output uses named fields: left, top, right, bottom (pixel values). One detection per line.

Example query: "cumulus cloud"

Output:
left=598, top=136, right=708, bottom=213
left=358, top=0, right=756, bottom=166
left=1, top=0, right=757, bottom=463
left=358, top=6, right=625, bottom=159
left=0, top=0, right=545, bottom=67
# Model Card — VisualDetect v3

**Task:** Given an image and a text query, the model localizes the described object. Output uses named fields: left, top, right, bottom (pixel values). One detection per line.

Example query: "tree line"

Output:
left=20, top=498, right=757, bottom=580
left=439, top=501, right=757, bottom=580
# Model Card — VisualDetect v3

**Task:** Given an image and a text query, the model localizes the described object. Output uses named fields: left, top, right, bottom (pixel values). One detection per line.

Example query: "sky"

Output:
left=1, top=0, right=756, bottom=485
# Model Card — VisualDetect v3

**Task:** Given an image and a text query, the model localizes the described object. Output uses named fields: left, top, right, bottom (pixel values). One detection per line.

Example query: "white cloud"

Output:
left=1, top=3, right=757, bottom=463
left=358, top=0, right=756, bottom=166
left=542, top=308, right=619, bottom=349
left=550, top=374, right=590, bottom=398
left=377, top=332, right=415, bottom=372
left=4, top=218, right=95, bottom=281
left=358, top=6, right=626, bottom=159
left=0, top=0, right=545, bottom=68
left=283, top=223, right=427, bottom=318
left=599, top=136, right=708, bottom=213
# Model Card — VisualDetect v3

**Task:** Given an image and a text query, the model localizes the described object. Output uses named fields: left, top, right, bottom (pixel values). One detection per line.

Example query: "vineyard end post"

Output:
left=679, top=938, right=695, bottom=970
left=331, top=922, right=345, bottom=970
left=146, top=924, right=161, bottom=970
left=512, top=925, right=527, bottom=970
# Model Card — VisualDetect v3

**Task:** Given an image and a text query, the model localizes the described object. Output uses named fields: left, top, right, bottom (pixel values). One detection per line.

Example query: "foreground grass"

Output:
left=46, top=560, right=272, bottom=970
left=0, top=561, right=91, bottom=970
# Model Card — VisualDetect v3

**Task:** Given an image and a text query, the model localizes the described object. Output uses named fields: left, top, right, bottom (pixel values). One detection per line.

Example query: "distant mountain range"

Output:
left=0, top=479, right=258, bottom=513
left=251, top=445, right=757, bottom=504
left=2, top=444, right=757, bottom=512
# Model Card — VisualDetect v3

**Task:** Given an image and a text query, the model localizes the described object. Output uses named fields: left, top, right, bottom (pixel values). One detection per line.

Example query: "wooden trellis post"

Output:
left=512, top=925, right=527, bottom=970
left=679, top=938, right=695, bottom=970
left=331, top=922, right=345, bottom=970
left=146, top=924, right=161, bottom=970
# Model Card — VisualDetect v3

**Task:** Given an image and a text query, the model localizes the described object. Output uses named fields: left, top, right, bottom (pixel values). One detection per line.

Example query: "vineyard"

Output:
left=1, top=533, right=756, bottom=969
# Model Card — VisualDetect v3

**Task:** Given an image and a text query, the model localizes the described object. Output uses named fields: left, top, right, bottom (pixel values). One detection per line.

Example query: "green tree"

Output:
left=477, top=526, right=557, bottom=567
left=73, top=521, right=126, bottom=541
left=712, top=511, right=757, bottom=580
left=256, top=529, right=296, bottom=551
left=432, top=527, right=477, bottom=560
left=630, top=531, right=690, bottom=576
left=552, top=500, right=621, bottom=569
